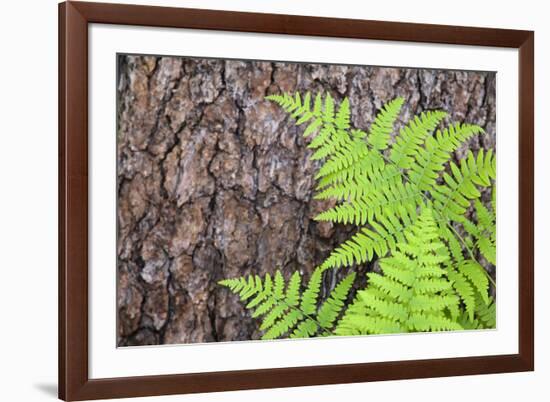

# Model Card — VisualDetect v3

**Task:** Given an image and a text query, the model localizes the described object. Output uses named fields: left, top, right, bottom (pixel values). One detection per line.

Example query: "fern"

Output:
left=407, top=123, right=484, bottom=191
left=390, top=110, right=448, bottom=169
left=267, top=92, right=494, bottom=275
left=266, top=92, right=356, bottom=162
left=457, top=294, right=496, bottom=330
left=438, top=225, right=490, bottom=321
left=335, top=209, right=462, bottom=335
left=219, top=268, right=356, bottom=340
left=433, top=149, right=496, bottom=222
left=366, top=97, right=404, bottom=150
left=460, top=197, right=496, bottom=265
left=218, top=92, right=496, bottom=340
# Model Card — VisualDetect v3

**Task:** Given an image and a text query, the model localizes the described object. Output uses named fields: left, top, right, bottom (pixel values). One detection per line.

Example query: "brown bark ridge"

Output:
left=116, top=55, right=496, bottom=346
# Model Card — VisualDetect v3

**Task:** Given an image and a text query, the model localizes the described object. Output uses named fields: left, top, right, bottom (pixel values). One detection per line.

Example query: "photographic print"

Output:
left=116, top=54, right=496, bottom=346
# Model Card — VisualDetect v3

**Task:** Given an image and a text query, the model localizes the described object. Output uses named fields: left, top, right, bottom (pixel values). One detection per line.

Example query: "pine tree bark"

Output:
left=116, top=55, right=496, bottom=346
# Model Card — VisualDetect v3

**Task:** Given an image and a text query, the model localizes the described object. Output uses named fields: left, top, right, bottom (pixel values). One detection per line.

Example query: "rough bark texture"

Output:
left=116, top=55, right=496, bottom=346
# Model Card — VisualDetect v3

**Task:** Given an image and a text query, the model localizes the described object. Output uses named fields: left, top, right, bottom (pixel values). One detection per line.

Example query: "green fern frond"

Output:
left=439, top=225, right=492, bottom=321
left=474, top=199, right=496, bottom=265
left=315, top=181, right=422, bottom=226
left=266, top=92, right=318, bottom=134
left=313, top=98, right=402, bottom=187
left=438, top=225, right=466, bottom=264
left=390, top=110, right=448, bottom=169
left=458, top=197, right=496, bottom=266
left=310, top=125, right=354, bottom=161
left=266, top=92, right=361, bottom=166
left=335, top=97, right=351, bottom=130
left=317, top=273, right=356, bottom=329
left=457, top=294, right=496, bottom=330
left=433, top=149, right=496, bottom=222
left=219, top=268, right=356, bottom=340
left=475, top=296, right=496, bottom=329
left=320, top=204, right=418, bottom=269
left=447, top=265, right=475, bottom=320
left=367, top=98, right=404, bottom=150
left=335, top=208, right=463, bottom=335
left=299, top=268, right=323, bottom=315
left=313, top=99, right=402, bottom=198
left=217, top=93, right=498, bottom=343
left=314, top=164, right=403, bottom=202
left=460, top=260, right=490, bottom=304
left=408, top=123, right=485, bottom=191
left=268, top=93, right=491, bottom=270
left=315, top=139, right=371, bottom=178
left=315, top=148, right=385, bottom=190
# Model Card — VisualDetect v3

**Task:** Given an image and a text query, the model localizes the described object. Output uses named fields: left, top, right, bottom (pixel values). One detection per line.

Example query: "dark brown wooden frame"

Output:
left=59, top=1, right=534, bottom=400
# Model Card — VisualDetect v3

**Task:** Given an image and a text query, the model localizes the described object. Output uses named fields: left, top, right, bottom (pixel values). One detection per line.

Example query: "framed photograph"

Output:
left=59, top=1, right=534, bottom=400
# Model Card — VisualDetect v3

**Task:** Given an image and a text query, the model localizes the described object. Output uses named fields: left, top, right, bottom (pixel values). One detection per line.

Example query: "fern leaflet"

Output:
left=219, top=268, right=356, bottom=340
left=335, top=209, right=462, bottom=335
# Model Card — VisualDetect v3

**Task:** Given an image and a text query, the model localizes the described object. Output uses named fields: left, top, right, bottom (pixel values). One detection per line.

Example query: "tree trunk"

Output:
left=116, top=55, right=496, bottom=346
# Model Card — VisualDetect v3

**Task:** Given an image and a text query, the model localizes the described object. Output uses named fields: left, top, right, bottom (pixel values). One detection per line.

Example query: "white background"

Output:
left=0, top=0, right=546, bottom=401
